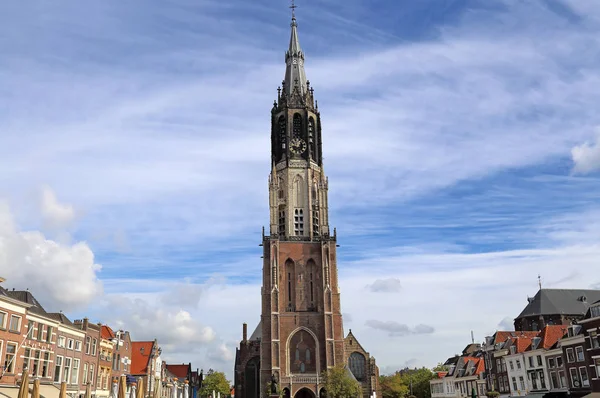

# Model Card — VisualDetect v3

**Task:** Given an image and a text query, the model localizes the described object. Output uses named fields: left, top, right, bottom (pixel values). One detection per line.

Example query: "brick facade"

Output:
left=74, top=318, right=101, bottom=396
left=0, top=287, right=29, bottom=386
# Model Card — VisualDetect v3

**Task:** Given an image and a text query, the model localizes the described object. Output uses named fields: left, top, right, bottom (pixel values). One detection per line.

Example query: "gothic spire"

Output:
left=284, top=3, right=307, bottom=98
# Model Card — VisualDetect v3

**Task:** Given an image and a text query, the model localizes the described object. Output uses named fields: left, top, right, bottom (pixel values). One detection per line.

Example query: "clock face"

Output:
left=290, top=138, right=307, bottom=155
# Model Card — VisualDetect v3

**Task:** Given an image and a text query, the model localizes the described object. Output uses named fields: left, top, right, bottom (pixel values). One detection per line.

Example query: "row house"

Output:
left=503, top=325, right=568, bottom=397
left=110, top=329, right=132, bottom=379
left=431, top=345, right=487, bottom=398
left=74, top=317, right=101, bottom=397
left=9, top=290, right=63, bottom=398
left=578, top=302, right=600, bottom=393
left=0, top=282, right=31, bottom=388
left=483, top=331, right=539, bottom=397
left=49, top=312, right=86, bottom=396
left=96, top=326, right=115, bottom=398
left=131, top=340, right=163, bottom=398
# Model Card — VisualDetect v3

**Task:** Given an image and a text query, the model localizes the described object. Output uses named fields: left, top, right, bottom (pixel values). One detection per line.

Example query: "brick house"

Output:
left=430, top=345, right=487, bottom=398
left=521, top=325, right=568, bottom=395
left=514, top=289, right=600, bottom=332
left=578, top=300, right=600, bottom=393
left=0, top=280, right=31, bottom=387
left=97, top=325, right=115, bottom=398
left=7, top=290, right=60, bottom=394
left=560, top=324, right=590, bottom=397
left=483, top=331, right=539, bottom=396
left=131, top=340, right=163, bottom=398
left=109, top=328, right=132, bottom=380
left=74, top=318, right=101, bottom=397
left=47, top=312, right=86, bottom=396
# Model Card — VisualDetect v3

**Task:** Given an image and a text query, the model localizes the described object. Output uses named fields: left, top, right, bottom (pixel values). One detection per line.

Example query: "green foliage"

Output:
left=199, top=369, right=231, bottom=398
left=486, top=392, right=500, bottom=398
left=323, top=365, right=362, bottom=398
left=432, top=363, right=448, bottom=372
left=380, top=367, right=434, bottom=398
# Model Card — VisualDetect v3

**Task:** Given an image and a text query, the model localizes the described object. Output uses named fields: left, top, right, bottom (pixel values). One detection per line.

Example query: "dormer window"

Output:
left=510, top=346, right=516, bottom=355
left=590, top=305, right=600, bottom=319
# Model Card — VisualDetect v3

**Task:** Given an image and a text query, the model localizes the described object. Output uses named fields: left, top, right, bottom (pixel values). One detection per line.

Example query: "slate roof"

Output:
left=249, top=321, right=261, bottom=341
left=46, top=312, right=76, bottom=327
left=516, top=289, right=600, bottom=319
left=7, top=290, right=49, bottom=317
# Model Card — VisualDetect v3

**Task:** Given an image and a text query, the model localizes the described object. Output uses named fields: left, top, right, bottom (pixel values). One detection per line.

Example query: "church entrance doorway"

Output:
left=294, top=388, right=315, bottom=398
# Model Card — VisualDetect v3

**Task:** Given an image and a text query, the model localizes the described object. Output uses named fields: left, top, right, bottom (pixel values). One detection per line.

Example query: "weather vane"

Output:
left=290, top=0, right=297, bottom=19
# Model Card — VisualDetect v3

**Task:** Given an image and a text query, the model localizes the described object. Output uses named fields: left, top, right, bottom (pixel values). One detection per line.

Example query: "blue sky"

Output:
left=2, top=0, right=600, bottom=378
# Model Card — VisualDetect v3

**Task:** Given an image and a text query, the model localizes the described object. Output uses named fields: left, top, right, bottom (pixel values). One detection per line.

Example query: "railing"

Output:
left=280, top=375, right=319, bottom=384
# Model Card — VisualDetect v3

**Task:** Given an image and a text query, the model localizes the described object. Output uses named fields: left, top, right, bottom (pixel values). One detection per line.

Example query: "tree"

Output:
left=380, top=368, right=434, bottom=398
left=323, top=365, right=362, bottom=398
left=432, top=363, right=448, bottom=372
left=199, top=369, right=231, bottom=398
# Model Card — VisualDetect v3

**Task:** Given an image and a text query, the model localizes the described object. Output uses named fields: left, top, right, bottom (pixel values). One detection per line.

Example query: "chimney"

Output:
left=243, top=323, right=247, bottom=342
left=83, top=317, right=89, bottom=331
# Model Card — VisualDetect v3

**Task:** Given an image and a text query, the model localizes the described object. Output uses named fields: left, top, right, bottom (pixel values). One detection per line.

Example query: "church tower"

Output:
left=234, top=8, right=380, bottom=398
left=260, top=10, right=345, bottom=398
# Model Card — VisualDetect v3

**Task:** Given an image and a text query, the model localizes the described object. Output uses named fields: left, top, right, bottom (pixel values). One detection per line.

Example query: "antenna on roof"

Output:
left=471, top=330, right=475, bottom=344
left=538, top=274, right=542, bottom=290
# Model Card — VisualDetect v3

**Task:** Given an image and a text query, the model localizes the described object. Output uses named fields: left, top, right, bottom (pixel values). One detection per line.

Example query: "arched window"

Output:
left=293, top=113, right=303, bottom=139
left=349, top=352, right=366, bottom=381
left=289, top=330, right=317, bottom=374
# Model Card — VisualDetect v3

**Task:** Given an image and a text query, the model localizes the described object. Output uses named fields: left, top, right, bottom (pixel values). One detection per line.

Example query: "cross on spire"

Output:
left=290, top=0, right=297, bottom=20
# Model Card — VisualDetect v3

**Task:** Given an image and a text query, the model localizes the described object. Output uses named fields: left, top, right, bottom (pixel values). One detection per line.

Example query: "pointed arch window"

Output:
left=293, top=114, right=303, bottom=139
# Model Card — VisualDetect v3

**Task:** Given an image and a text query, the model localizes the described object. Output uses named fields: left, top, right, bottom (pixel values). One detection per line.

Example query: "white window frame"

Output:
left=71, top=359, right=80, bottom=385
left=46, top=326, right=53, bottom=343
left=67, top=339, right=74, bottom=349
left=579, top=366, right=589, bottom=387
left=83, top=362, right=88, bottom=383
left=42, top=351, right=50, bottom=378
left=62, top=357, right=71, bottom=383
left=58, top=336, right=66, bottom=348
left=566, top=348, right=575, bottom=363
left=54, top=355, right=63, bottom=383
left=0, top=311, right=7, bottom=329
left=36, top=323, right=44, bottom=340
left=9, top=315, right=21, bottom=333
left=569, top=367, right=579, bottom=388
left=517, top=359, right=522, bottom=369
left=75, top=341, right=82, bottom=351
left=4, top=342, right=17, bottom=373
left=575, top=346, right=585, bottom=362
left=91, top=338, right=97, bottom=356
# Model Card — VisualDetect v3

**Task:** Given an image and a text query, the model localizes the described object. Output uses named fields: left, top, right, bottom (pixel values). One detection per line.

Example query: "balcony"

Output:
left=280, top=375, right=319, bottom=385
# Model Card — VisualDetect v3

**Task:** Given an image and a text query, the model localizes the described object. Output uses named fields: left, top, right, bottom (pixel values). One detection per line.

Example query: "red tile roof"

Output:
left=166, top=364, right=190, bottom=379
left=131, top=341, right=154, bottom=375
left=495, top=330, right=539, bottom=344
left=538, top=325, right=568, bottom=350
left=435, top=372, right=448, bottom=379
left=101, top=325, right=116, bottom=340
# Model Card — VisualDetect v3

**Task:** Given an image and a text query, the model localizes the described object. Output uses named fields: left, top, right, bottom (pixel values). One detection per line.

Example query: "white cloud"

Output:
left=572, top=133, right=600, bottom=174
left=40, top=185, right=76, bottom=229
left=0, top=199, right=102, bottom=312
left=366, top=278, right=402, bottom=292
